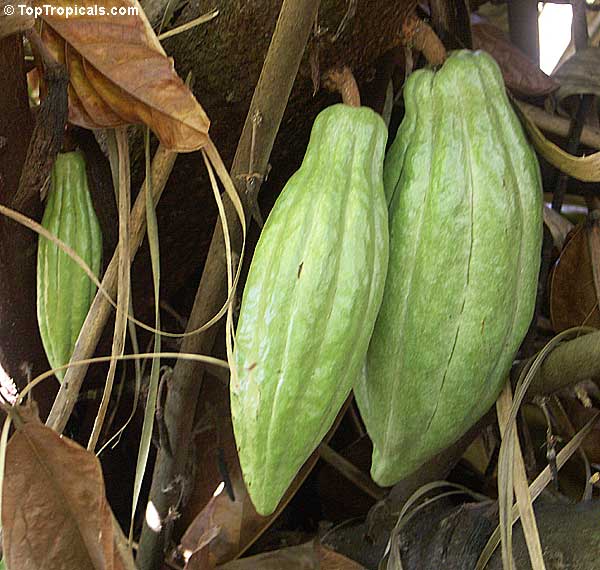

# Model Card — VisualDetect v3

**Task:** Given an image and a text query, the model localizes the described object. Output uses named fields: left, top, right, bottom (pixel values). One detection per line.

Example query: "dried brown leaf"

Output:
left=216, top=541, right=320, bottom=570
left=38, top=0, right=209, bottom=151
left=2, top=407, right=117, bottom=569
left=178, top=378, right=246, bottom=563
left=587, top=213, right=600, bottom=314
left=550, top=222, right=600, bottom=332
left=554, top=47, right=600, bottom=107
left=181, top=494, right=221, bottom=565
left=39, top=21, right=101, bottom=127
left=473, top=23, right=558, bottom=97
left=68, top=84, right=98, bottom=126
left=66, top=44, right=122, bottom=127
left=180, top=379, right=352, bottom=564
left=318, top=545, right=366, bottom=570
left=543, top=205, right=574, bottom=250
left=186, top=547, right=216, bottom=570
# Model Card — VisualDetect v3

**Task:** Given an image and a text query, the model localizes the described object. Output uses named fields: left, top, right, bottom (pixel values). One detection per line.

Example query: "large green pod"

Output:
left=355, top=51, right=543, bottom=486
left=37, top=151, right=102, bottom=382
left=232, top=104, right=389, bottom=515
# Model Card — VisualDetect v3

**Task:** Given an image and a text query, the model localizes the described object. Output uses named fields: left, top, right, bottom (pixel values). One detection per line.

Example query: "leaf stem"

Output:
left=402, top=14, right=447, bottom=67
left=323, top=66, right=361, bottom=107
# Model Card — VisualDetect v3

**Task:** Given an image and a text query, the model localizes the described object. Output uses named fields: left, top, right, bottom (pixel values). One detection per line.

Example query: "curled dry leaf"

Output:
left=473, top=23, right=558, bottom=97
left=180, top=493, right=221, bottom=568
left=514, top=100, right=600, bottom=182
left=550, top=222, right=600, bottom=332
left=553, top=47, right=600, bottom=109
left=38, top=0, right=210, bottom=151
left=543, top=205, right=574, bottom=250
left=2, top=405, right=127, bottom=570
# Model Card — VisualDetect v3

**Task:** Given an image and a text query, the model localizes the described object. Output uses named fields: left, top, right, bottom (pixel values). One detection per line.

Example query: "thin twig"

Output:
left=551, top=0, right=593, bottom=213
left=318, top=443, right=386, bottom=500
left=517, top=101, right=600, bottom=150
left=157, top=9, right=219, bottom=41
left=88, top=127, right=131, bottom=451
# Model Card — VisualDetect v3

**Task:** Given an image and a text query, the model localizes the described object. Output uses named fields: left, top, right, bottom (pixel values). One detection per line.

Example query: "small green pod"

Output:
left=37, top=150, right=102, bottom=382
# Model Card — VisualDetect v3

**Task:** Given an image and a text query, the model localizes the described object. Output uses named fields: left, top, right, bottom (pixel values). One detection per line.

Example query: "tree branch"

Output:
left=508, top=0, right=539, bottom=65
left=13, top=30, right=68, bottom=213
left=429, top=0, right=472, bottom=49
left=517, top=101, right=600, bottom=151
left=529, top=330, right=600, bottom=397
left=0, top=34, right=50, bottom=415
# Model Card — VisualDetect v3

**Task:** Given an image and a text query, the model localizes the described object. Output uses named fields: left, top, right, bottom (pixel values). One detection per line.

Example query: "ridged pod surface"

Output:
left=232, top=104, right=389, bottom=515
left=355, top=51, right=543, bottom=486
left=37, top=151, right=102, bottom=382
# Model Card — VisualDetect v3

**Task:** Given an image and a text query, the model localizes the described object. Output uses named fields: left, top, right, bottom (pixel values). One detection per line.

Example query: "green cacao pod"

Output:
left=355, top=50, right=543, bottom=486
left=37, top=151, right=102, bottom=382
left=232, top=104, right=389, bottom=515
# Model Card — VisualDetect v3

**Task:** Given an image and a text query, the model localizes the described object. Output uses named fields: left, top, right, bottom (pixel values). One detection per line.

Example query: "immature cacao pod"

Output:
left=355, top=51, right=543, bottom=486
left=37, top=151, right=102, bottom=382
left=232, top=105, right=389, bottom=515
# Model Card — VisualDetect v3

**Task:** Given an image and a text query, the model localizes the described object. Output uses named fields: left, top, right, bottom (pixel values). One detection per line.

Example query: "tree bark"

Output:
left=429, top=0, right=472, bottom=49
left=0, top=36, right=46, bottom=408
left=508, top=0, right=539, bottom=65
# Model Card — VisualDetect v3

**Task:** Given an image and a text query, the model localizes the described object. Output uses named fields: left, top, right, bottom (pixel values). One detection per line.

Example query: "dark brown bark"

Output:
left=508, top=0, right=539, bottom=65
left=326, top=501, right=600, bottom=570
left=429, top=0, right=472, bottom=49
left=0, top=36, right=46, bottom=409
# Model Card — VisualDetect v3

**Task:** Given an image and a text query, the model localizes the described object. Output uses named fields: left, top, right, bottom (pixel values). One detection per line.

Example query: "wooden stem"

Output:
left=528, top=330, right=600, bottom=397
left=517, top=101, right=600, bottom=151
left=402, top=14, right=446, bottom=67
left=323, top=66, right=361, bottom=107
left=318, top=443, right=386, bottom=500
left=13, top=30, right=68, bottom=212
left=508, top=0, right=539, bottom=65
left=429, top=0, right=472, bottom=50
